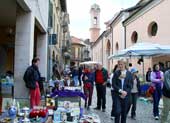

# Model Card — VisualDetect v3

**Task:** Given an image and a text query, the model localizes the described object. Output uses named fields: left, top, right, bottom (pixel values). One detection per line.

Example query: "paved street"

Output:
left=84, top=87, right=161, bottom=123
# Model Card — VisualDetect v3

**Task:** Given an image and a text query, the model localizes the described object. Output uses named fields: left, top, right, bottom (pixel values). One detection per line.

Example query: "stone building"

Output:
left=123, top=0, right=170, bottom=75
left=47, top=0, right=71, bottom=79
left=71, top=36, right=86, bottom=66
left=0, top=0, right=49, bottom=98
left=92, top=0, right=170, bottom=77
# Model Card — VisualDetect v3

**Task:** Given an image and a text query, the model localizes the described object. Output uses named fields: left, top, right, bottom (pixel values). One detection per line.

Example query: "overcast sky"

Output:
left=67, top=0, right=139, bottom=39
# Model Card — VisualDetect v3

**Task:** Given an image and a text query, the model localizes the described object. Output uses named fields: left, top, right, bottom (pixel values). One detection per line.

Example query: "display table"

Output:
left=0, top=109, right=48, bottom=123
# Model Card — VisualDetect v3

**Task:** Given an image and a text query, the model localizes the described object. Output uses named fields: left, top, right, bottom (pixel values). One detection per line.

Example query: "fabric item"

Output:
left=96, top=84, right=106, bottom=109
left=151, top=71, right=164, bottom=84
left=23, top=64, right=41, bottom=89
left=161, top=96, right=170, bottom=123
left=112, top=70, right=133, bottom=96
left=95, top=70, right=104, bottom=84
left=95, top=68, right=108, bottom=83
left=127, top=93, right=138, bottom=117
left=131, top=79, right=138, bottom=93
left=82, top=71, right=95, bottom=86
left=111, top=90, right=115, bottom=117
left=83, top=83, right=93, bottom=107
left=114, top=93, right=129, bottom=123
left=73, top=76, right=79, bottom=86
left=163, top=70, right=170, bottom=91
left=30, top=82, right=41, bottom=108
left=146, top=70, right=151, bottom=82
left=50, top=89, right=86, bottom=100
left=152, top=84, right=162, bottom=117
left=130, top=68, right=138, bottom=74
left=162, top=84, right=170, bottom=98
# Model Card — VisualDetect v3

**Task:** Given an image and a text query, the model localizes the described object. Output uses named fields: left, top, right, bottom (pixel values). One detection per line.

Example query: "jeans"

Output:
left=73, top=76, right=79, bottom=86
left=96, top=84, right=106, bottom=109
left=114, top=93, right=129, bottom=123
left=127, top=93, right=138, bottom=117
left=111, top=90, right=115, bottom=116
left=152, top=84, right=162, bottom=117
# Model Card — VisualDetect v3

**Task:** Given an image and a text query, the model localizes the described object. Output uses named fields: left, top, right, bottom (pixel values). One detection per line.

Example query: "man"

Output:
left=112, top=60, right=133, bottom=123
left=23, top=57, right=41, bottom=108
left=94, top=63, right=108, bottom=112
left=161, top=69, right=170, bottom=123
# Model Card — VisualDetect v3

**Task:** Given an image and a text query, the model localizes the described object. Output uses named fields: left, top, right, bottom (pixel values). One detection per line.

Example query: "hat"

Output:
left=131, top=68, right=138, bottom=73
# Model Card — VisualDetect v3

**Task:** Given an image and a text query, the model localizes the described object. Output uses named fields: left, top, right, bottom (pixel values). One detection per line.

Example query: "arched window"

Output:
left=148, top=22, right=158, bottom=36
left=94, top=17, right=97, bottom=25
left=131, top=31, right=138, bottom=43
left=115, top=42, right=119, bottom=51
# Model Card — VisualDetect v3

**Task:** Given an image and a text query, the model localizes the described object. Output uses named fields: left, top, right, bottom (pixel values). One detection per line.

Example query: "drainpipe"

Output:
left=110, top=26, right=113, bottom=64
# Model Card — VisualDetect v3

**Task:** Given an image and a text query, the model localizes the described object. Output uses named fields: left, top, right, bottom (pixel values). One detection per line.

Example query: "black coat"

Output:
left=112, top=70, right=133, bottom=96
left=23, top=64, right=40, bottom=89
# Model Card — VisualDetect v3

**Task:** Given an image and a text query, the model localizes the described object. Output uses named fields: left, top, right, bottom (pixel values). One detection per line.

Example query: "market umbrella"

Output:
left=109, top=42, right=170, bottom=59
left=108, top=42, right=170, bottom=80
left=80, top=61, right=100, bottom=65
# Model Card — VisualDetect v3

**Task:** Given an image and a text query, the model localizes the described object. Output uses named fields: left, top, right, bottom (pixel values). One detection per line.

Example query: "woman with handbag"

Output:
left=150, top=64, right=164, bottom=120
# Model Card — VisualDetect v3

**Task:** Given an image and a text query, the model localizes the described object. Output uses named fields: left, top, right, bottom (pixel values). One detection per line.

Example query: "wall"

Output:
left=125, top=0, right=170, bottom=74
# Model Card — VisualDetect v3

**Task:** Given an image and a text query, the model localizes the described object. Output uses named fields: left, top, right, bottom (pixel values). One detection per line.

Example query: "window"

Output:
left=148, top=22, right=158, bottom=36
left=115, top=42, right=119, bottom=51
left=94, top=17, right=97, bottom=25
left=131, top=31, right=138, bottom=43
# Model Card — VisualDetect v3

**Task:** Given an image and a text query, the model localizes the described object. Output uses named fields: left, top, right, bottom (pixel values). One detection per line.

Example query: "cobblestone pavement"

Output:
left=83, top=87, right=161, bottom=123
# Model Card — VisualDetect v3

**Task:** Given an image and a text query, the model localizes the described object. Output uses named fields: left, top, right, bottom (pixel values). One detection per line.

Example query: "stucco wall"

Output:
left=126, top=0, right=170, bottom=46
left=125, top=0, right=170, bottom=76
left=24, top=0, right=49, bottom=30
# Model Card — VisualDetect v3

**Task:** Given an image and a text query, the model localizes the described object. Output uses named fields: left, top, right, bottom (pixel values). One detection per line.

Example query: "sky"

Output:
left=67, top=0, right=140, bottom=39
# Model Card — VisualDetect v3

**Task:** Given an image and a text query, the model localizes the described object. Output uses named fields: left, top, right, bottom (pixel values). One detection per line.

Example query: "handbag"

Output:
left=148, top=85, right=155, bottom=94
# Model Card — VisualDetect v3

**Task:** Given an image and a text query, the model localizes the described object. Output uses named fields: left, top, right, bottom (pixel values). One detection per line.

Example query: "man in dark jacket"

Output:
left=161, top=69, right=170, bottom=123
left=23, top=57, right=41, bottom=108
left=94, top=63, right=108, bottom=112
left=112, top=60, right=133, bottom=123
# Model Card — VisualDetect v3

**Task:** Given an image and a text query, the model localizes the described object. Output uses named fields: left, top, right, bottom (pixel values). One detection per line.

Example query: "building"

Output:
left=89, top=4, right=100, bottom=43
left=83, top=39, right=91, bottom=61
left=0, top=0, right=49, bottom=98
left=71, top=36, right=86, bottom=66
left=47, top=0, right=71, bottom=79
left=123, top=0, right=170, bottom=74
left=92, top=0, right=170, bottom=77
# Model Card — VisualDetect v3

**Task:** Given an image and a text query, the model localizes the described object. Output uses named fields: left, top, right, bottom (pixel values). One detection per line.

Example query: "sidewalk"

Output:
left=84, top=87, right=160, bottom=123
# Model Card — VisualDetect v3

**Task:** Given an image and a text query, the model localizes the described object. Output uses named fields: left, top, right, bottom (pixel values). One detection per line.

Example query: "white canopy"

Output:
left=109, top=42, right=170, bottom=59
left=80, top=61, right=101, bottom=65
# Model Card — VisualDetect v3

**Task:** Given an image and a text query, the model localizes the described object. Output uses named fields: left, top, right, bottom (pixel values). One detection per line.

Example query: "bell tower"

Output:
left=90, top=4, right=100, bottom=42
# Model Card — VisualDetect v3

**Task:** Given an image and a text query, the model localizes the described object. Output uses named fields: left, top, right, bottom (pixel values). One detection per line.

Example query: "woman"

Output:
left=112, top=60, right=133, bottom=123
left=110, top=64, right=118, bottom=120
left=127, top=68, right=141, bottom=120
left=151, top=64, right=164, bottom=120
left=82, top=67, right=94, bottom=110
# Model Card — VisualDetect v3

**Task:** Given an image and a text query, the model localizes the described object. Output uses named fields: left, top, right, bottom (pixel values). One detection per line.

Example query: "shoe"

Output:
left=94, top=107, right=100, bottom=110
left=111, top=116, right=114, bottom=120
left=87, top=106, right=90, bottom=110
left=131, top=116, right=136, bottom=120
left=102, top=109, right=106, bottom=112
left=155, top=116, right=159, bottom=120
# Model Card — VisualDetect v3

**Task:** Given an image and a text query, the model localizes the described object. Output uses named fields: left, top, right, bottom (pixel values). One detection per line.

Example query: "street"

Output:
left=84, top=87, right=160, bottom=123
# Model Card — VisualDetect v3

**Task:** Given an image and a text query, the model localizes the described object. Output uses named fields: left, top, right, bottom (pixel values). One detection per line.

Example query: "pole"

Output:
left=142, top=58, right=145, bottom=82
